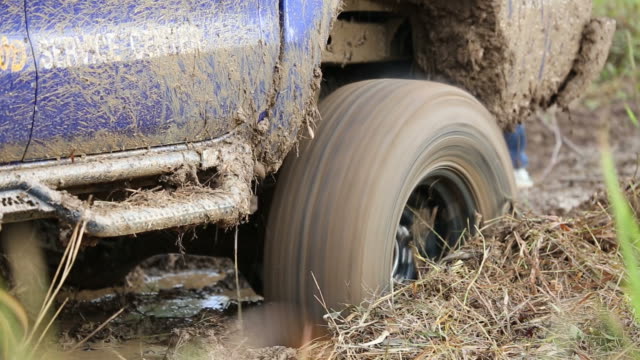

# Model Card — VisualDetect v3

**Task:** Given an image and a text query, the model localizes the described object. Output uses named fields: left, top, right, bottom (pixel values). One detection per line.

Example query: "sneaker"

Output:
left=514, top=168, right=534, bottom=189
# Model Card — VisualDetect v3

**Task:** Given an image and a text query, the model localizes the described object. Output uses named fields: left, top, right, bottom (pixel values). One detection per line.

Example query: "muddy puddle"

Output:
left=55, top=254, right=262, bottom=359
left=56, top=341, right=167, bottom=360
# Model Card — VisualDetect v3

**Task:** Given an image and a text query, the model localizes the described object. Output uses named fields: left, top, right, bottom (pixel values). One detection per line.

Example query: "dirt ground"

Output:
left=46, top=99, right=639, bottom=359
left=522, top=101, right=640, bottom=214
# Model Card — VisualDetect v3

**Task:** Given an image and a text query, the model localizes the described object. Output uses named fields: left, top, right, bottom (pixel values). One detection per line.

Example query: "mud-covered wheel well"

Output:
left=321, top=0, right=615, bottom=129
left=320, top=1, right=418, bottom=97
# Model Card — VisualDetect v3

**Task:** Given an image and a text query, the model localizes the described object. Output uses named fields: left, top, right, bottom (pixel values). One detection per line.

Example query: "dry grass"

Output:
left=1, top=221, right=87, bottom=359
left=303, top=183, right=640, bottom=359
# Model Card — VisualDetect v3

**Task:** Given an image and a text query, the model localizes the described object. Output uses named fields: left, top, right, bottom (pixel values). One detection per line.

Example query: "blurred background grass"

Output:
left=593, top=0, right=639, bottom=89
left=596, top=1, right=640, bottom=355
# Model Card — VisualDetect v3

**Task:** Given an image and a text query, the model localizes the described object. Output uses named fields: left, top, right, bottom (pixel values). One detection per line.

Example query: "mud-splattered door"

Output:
left=23, top=0, right=279, bottom=160
left=0, top=1, right=36, bottom=163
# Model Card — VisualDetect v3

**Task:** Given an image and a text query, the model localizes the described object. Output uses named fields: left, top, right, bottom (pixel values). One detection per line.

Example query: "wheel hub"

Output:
left=392, top=169, right=477, bottom=282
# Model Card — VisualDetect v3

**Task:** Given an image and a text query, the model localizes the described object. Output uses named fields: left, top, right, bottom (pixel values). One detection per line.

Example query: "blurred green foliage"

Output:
left=0, top=286, right=29, bottom=359
left=602, top=150, right=640, bottom=324
left=593, top=0, right=640, bottom=84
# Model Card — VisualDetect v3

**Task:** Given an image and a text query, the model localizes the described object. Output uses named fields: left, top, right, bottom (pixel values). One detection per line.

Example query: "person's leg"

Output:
left=504, top=124, right=533, bottom=188
left=505, top=126, right=522, bottom=168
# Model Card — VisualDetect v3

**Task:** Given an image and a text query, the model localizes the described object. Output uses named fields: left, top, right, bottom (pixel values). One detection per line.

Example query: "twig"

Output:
left=341, top=330, right=390, bottom=348
left=234, top=226, right=243, bottom=328
left=312, top=271, right=344, bottom=357
left=312, top=272, right=339, bottom=332
left=441, top=250, right=481, bottom=262
left=31, top=298, right=69, bottom=353
left=357, top=277, right=431, bottom=328
left=538, top=113, right=563, bottom=180
left=561, top=134, right=584, bottom=156
left=406, top=206, right=444, bottom=243
left=539, top=111, right=584, bottom=156
left=27, top=221, right=86, bottom=346
left=69, top=307, right=125, bottom=352
left=463, top=234, right=488, bottom=305
left=560, top=109, right=585, bottom=155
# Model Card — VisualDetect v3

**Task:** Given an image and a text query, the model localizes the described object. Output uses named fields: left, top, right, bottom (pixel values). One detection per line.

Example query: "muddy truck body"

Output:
left=0, top=0, right=614, bottom=341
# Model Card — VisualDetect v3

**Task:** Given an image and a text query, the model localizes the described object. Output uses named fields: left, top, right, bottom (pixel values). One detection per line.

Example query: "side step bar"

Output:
left=0, top=137, right=253, bottom=237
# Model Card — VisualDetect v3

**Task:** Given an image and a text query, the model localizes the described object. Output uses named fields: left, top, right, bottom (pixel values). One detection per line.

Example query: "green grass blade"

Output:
left=601, top=148, right=640, bottom=322
left=625, top=104, right=639, bottom=127
left=626, top=30, right=637, bottom=72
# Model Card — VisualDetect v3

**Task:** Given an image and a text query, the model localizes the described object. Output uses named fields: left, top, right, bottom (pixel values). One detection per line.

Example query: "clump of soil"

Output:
left=304, top=185, right=639, bottom=359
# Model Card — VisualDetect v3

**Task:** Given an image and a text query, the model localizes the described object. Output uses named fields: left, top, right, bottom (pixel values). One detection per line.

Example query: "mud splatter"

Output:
left=555, top=17, right=617, bottom=109
left=23, top=0, right=279, bottom=161
left=409, top=0, right=614, bottom=128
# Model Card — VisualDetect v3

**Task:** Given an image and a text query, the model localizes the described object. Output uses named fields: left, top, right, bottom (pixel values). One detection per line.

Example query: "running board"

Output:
left=0, top=139, right=253, bottom=237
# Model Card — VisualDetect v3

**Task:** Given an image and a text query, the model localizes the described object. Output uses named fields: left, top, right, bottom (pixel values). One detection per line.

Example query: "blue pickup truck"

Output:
left=0, top=0, right=614, bottom=339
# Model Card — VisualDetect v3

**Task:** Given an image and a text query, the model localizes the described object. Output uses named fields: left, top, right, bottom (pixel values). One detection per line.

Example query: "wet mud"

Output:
left=55, top=254, right=261, bottom=359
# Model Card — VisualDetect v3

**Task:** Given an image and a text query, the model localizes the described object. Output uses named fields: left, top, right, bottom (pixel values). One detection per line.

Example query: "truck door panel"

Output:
left=0, top=1, right=36, bottom=163
left=23, top=0, right=279, bottom=160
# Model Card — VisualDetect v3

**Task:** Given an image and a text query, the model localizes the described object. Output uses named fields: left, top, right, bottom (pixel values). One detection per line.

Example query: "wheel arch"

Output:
left=321, top=0, right=614, bottom=129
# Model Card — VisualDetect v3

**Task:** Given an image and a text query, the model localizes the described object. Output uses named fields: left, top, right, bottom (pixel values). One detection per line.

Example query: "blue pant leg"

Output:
left=504, top=124, right=528, bottom=169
